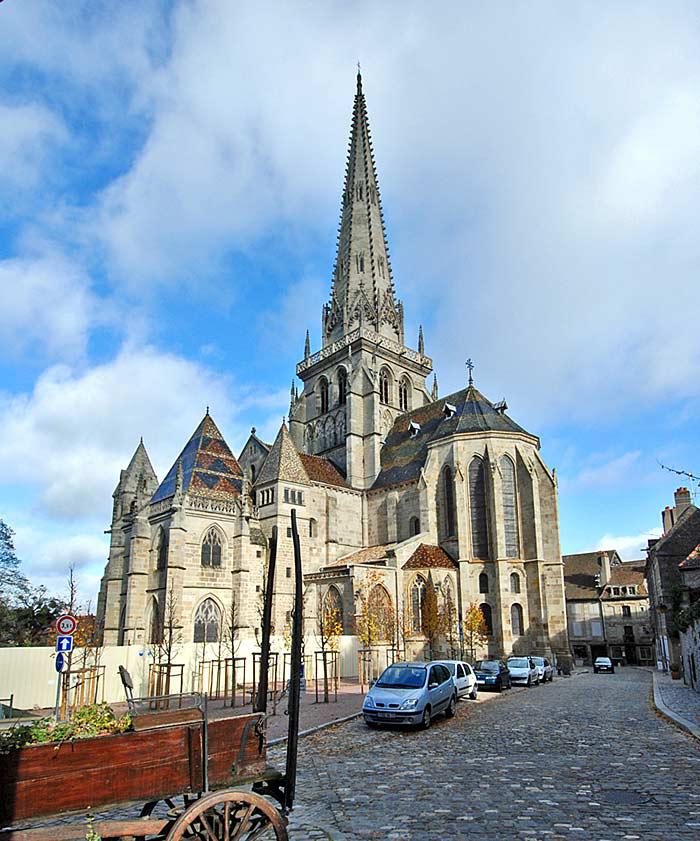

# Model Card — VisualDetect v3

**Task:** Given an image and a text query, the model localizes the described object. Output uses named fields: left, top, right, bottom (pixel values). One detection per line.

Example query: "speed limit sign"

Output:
left=56, top=614, right=77, bottom=636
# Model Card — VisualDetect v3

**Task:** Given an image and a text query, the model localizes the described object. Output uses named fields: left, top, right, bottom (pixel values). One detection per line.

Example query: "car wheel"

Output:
left=421, top=706, right=432, bottom=730
left=469, top=686, right=478, bottom=700
left=527, top=676, right=531, bottom=687
left=594, top=668, right=599, bottom=673
left=445, top=695, right=456, bottom=718
left=496, top=678, right=502, bottom=693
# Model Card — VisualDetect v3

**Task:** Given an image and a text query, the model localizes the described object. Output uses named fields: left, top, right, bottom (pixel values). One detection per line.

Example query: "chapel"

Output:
left=96, top=72, right=569, bottom=662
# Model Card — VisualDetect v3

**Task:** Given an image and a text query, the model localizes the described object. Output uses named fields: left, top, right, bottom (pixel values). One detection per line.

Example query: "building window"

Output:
left=309, top=518, right=317, bottom=538
left=399, top=378, right=411, bottom=412
left=628, top=586, right=636, bottom=595
left=250, top=463, right=256, bottom=483
left=286, top=527, right=293, bottom=538
left=368, top=584, right=393, bottom=641
left=323, top=586, right=344, bottom=634
left=284, top=488, right=290, bottom=503
left=479, top=572, right=489, bottom=594
left=411, top=576, right=427, bottom=632
left=500, top=456, right=519, bottom=558
left=338, top=368, right=348, bottom=405
left=156, top=528, right=168, bottom=570
left=319, top=378, right=329, bottom=415
left=193, top=598, right=221, bottom=643
left=511, top=603, right=524, bottom=637
left=622, top=605, right=631, bottom=618
left=286, top=567, right=292, bottom=578
left=201, top=528, right=222, bottom=567
left=469, top=457, right=489, bottom=559
left=379, top=369, right=391, bottom=404
left=409, top=516, right=420, bottom=536
left=439, top=465, right=456, bottom=539
left=510, top=572, right=521, bottom=594
left=613, top=587, right=620, bottom=595
left=480, top=602, right=493, bottom=636
left=256, top=550, right=262, bottom=558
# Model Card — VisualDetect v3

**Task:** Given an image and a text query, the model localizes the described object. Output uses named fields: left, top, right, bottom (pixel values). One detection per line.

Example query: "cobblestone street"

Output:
left=277, top=669, right=700, bottom=840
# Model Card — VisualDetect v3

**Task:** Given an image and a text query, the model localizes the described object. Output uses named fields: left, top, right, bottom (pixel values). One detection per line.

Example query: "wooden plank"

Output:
left=0, top=725, right=200, bottom=825
left=187, top=724, right=203, bottom=791
left=131, top=707, right=203, bottom=731
left=207, top=713, right=267, bottom=787
left=0, top=818, right=169, bottom=841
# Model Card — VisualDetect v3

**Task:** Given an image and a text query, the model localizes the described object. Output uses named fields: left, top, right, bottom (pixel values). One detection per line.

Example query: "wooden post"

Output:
left=255, top=527, right=277, bottom=713
left=284, top=509, right=303, bottom=812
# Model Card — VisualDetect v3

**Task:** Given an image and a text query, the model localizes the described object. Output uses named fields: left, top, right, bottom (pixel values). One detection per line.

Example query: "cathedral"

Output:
left=96, top=73, right=569, bottom=664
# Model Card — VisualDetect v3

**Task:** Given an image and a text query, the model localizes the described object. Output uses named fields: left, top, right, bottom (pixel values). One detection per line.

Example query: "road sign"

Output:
left=56, top=635, right=74, bottom=653
left=55, top=652, right=65, bottom=672
left=56, top=614, right=77, bottom=635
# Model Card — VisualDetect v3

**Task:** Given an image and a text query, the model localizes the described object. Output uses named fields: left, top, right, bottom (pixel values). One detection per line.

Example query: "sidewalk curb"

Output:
left=268, top=710, right=363, bottom=747
left=651, top=671, right=700, bottom=740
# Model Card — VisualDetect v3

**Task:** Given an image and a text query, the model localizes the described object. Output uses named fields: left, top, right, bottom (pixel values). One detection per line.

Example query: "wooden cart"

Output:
left=0, top=516, right=305, bottom=841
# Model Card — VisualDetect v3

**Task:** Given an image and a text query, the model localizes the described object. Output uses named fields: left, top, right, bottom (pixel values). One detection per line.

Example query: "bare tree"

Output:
left=316, top=594, right=343, bottom=703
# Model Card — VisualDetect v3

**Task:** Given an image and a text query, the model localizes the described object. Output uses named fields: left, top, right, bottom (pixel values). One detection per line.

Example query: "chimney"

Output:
left=597, top=551, right=611, bottom=587
left=675, top=487, right=692, bottom=516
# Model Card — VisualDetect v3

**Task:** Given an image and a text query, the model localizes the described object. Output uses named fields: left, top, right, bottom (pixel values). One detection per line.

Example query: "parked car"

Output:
left=507, top=656, right=540, bottom=686
left=362, top=661, right=457, bottom=729
left=473, top=659, right=511, bottom=692
left=530, top=655, right=554, bottom=683
left=440, top=660, right=478, bottom=700
left=593, top=656, right=615, bottom=674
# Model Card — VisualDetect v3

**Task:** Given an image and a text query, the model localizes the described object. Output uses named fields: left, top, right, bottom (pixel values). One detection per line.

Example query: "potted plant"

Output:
left=670, top=661, right=681, bottom=680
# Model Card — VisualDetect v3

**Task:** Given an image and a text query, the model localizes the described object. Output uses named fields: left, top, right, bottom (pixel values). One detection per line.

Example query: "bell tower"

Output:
left=290, top=71, right=433, bottom=489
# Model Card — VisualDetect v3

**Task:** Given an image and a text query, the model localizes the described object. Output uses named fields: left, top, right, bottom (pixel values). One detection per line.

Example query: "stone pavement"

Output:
left=652, top=670, right=700, bottom=736
left=276, top=669, right=700, bottom=840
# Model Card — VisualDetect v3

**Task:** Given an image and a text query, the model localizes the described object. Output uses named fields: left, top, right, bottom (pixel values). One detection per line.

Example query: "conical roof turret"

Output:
left=323, top=70, right=403, bottom=346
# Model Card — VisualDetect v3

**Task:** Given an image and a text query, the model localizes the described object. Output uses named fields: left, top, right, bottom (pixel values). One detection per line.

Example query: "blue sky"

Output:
left=1, top=1, right=699, bottom=603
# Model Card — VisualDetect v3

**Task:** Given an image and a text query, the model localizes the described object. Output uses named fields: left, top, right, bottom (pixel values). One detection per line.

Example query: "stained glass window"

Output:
left=194, top=598, right=221, bottom=643
left=469, top=458, right=489, bottom=559
left=500, top=456, right=519, bottom=558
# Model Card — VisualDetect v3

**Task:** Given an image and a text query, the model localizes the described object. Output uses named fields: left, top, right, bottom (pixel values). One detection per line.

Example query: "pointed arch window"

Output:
left=409, top=516, right=420, bottom=537
left=319, top=378, right=329, bottom=415
left=411, top=576, right=427, bottom=633
left=398, top=378, right=411, bottom=412
left=510, top=572, right=521, bottom=594
left=156, top=528, right=168, bottom=570
left=147, top=598, right=161, bottom=644
left=511, top=603, right=524, bottom=637
left=201, top=528, right=222, bottom=568
left=379, top=369, right=391, bottom=405
left=469, top=457, right=489, bottom=559
left=337, top=368, right=348, bottom=405
left=309, top=517, right=318, bottom=538
left=480, top=603, right=493, bottom=636
left=323, top=586, right=344, bottom=633
left=368, top=584, right=393, bottom=641
left=479, top=572, right=489, bottom=594
left=194, top=598, right=221, bottom=643
left=500, top=456, right=519, bottom=558
left=439, top=466, right=456, bottom=539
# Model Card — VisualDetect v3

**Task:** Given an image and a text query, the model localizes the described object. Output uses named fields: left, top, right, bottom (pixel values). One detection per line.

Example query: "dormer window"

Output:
left=494, top=400, right=508, bottom=415
left=443, top=402, right=456, bottom=418
left=409, top=421, right=421, bottom=438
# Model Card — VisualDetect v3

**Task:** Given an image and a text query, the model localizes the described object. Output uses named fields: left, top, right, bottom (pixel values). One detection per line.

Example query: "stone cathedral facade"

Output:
left=97, top=73, right=569, bottom=663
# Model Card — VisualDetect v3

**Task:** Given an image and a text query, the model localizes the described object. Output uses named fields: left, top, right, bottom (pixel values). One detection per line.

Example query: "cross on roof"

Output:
left=466, top=358, right=474, bottom=386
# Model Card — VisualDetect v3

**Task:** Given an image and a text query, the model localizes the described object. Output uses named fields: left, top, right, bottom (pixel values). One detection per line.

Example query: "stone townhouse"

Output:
left=97, top=72, right=570, bottom=663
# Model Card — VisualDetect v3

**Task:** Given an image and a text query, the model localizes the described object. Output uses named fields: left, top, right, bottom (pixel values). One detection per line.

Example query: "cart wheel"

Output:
left=167, top=790, right=288, bottom=840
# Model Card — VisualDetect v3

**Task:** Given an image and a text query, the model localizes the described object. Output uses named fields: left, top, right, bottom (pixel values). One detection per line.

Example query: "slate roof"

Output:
left=331, top=545, right=393, bottom=566
left=299, top=454, right=348, bottom=488
left=151, top=413, right=242, bottom=503
left=256, top=423, right=310, bottom=486
left=648, top=505, right=700, bottom=559
left=373, top=384, right=537, bottom=489
left=402, top=544, right=458, bottom=570
left=601, top=563, right=647, bottom=597
left=562, top=551, right=614, bottom=600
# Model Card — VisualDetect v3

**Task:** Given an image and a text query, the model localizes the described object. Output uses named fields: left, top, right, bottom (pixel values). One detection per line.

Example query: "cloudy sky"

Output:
left=2, top=1, right=698, bottom=603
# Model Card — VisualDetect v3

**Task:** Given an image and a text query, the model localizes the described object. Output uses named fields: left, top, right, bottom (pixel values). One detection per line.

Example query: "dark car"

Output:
left=593, top=656, right=615, bottom=674
left=473, top=659, right=511, bottom=692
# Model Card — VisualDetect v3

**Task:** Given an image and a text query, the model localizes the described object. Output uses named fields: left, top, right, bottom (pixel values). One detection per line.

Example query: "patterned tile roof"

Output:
left=299, top=454, right=348, bottom=488
left=256, top=422, right=310, bottom=485
left=402, top=544, right=458, bottom=570
left=373, top=385, right=537, bottom=489
left=151, top=413, right=242, bottom=503
left=331, top=545, right=393, bottom=566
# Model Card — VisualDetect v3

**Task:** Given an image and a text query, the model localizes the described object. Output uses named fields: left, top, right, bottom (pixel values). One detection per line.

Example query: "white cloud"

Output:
left=0, top=345, right=241, bottom=520
left=0, top=252, right=95, bottom=360
left=0, top=102, right=66, bottom=197
left=587, top=528, right=662, bottom=562
left=563, top=451, right=642, bottom=491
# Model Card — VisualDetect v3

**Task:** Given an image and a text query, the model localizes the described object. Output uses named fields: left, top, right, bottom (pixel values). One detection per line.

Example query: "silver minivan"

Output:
left=362, top=661, right=456, bottom=729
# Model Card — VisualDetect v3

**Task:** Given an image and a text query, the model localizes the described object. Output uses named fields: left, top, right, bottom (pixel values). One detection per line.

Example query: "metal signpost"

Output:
left=53, top=614, right=76, bottom=719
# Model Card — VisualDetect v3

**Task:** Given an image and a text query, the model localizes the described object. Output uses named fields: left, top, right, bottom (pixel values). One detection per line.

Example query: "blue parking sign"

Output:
left=56, top=635, right=74, bottom=653
left=55, top=652, right=65, bottom=672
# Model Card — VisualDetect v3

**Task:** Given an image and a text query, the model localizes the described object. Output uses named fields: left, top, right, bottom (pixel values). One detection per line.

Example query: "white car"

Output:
left=440, top=660, right=478, bottom=700
left=507, top=656, right=540, bottom=686
left=593, top=656, right=615, bottom=674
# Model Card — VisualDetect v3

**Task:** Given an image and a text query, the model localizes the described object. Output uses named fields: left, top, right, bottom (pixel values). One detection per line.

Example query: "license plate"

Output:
left=379, top=711, right=398, bottom=719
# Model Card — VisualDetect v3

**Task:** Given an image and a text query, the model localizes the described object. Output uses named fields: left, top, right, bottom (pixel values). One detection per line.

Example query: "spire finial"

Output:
left=304, top=329, right=310, bottom=360
left=139, top=436, right=143, bottom=445
left=431, top=373, right=439, bottom=402
left=466, top=359, right=474, bottom=387
left=357, top=61, right=362, bottom=93
left=418, top=325, right=425, bottom=356
left=206, top=405, right=210, bottom=415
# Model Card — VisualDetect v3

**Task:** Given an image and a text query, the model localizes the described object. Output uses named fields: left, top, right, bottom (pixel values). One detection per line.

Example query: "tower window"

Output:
left=379, top=369, right=391, bottom=405
left=399, top=378, right=411, bottom=412
left=201, top=528, right=222, bottom=568
left=501, top=456, right=519, bottom=558
left=319, top=378, right=329, bottom=415
left=469, top=457, right=489, bottom=559
left=479, top=572, right=489, bottom=594
left=193, top=598, right=221, bottom=643
left=338, top=368, right=348, bottom=405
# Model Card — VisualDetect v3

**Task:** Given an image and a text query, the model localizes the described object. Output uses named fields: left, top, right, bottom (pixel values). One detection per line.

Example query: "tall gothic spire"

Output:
left=323, top=70, right=404, bottom=346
